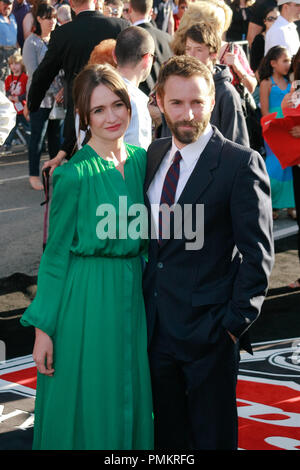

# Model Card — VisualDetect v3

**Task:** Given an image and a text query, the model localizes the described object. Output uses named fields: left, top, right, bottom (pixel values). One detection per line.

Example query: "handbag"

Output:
left=261, top=104, right=300, bottom=168
left=49, top=101, right=66, bottom=120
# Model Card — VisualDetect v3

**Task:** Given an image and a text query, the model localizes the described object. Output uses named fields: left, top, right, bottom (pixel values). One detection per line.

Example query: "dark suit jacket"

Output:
left=27, top=11, right=130, bottom=158
left=143, top=127, right=274, bottom=358
left=138, top=21, right=172, bottom=96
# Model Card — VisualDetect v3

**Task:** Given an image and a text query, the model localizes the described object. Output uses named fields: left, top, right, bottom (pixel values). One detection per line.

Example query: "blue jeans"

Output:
left=28, top=107, right=63, bottom=177
left=5, top=114, right=31, bottom=146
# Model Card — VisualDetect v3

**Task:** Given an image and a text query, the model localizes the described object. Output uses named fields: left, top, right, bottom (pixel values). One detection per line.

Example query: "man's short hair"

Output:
left=57, top=4, right=72, bottom=23
left=71, top=0, right=94, bottom=8
left=115, top=25, right=154, bottom=67
left=156, top=55, right=215, bottom=99
left=130, top=0, right=153, bottom=15
left=185, top=22, right=221, bottom=55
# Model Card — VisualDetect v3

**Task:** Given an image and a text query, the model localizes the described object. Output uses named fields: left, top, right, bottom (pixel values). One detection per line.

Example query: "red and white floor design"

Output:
left=1, top=337, right=300, bottom=450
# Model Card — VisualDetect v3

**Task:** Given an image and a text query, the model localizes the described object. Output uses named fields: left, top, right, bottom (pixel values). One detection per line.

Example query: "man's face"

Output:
left=140, top=46, right=155, bottom=82
left=0, top=1, right=13, bottom=16
left=286, top=2, right=300, bottom=21
left=122, top=1, right=130, bottom=20
left=185, top=37, right=215, bottom=70
left=157, top=74, right=215, bottom=148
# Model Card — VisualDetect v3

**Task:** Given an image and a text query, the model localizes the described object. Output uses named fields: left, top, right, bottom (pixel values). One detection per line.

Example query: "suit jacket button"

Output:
left=245, top=317, right=251, bottom=324
left=154, top=291, right=158, bottom=297
left=157, top=262, right=163, bottom=269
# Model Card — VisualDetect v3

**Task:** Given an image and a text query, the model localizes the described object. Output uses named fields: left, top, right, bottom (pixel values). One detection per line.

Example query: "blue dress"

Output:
left=264, top=76, right=295, bottom=209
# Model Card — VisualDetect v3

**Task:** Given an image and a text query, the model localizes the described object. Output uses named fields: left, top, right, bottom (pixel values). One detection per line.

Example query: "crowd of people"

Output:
left=0, top=0, right=299, bottom=451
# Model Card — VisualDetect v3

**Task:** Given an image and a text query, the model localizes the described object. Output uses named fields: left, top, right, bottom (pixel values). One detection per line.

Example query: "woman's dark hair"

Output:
left=292, top=46, right=300, bottom=81
left=73, top=63, right=132, bottom=134
left=262, top=6, right=278, bottom=32
left=258, top=45, right=288, bottom=82
left=34, top=2, right=57, bottom=36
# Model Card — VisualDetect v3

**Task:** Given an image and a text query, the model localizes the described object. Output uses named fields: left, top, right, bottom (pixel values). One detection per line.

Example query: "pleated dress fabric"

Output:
left=21, top=143, right=154, bottom=450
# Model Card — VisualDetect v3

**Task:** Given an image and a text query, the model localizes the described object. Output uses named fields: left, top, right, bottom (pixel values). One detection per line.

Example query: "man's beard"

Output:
left=164, top=110, right=211, bottom=144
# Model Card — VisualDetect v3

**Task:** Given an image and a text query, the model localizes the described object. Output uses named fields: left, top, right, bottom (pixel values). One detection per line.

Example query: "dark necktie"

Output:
left=158, top=150, right=182, bottom=244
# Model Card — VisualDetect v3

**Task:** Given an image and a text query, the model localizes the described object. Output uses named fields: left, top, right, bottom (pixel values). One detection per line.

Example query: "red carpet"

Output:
left=1, top=337, right=300, bottom=450
left=0, top=367, right=37, bottom=390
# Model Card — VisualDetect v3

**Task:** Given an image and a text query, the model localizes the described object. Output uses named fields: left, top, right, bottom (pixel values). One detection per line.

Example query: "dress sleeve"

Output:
left=20, top=163, right=80, bottom=337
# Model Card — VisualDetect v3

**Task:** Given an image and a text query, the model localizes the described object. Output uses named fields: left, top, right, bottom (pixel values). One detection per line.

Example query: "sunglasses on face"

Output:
left=265, top=16, right=277, bottom=22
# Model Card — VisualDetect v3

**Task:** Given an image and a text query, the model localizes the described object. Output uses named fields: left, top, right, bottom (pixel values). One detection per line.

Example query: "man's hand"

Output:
left=227, top=330, right=238, bottom=344
left=42, top=150, right=67, bottom=176
left=33, top=328, right=54, bottom=376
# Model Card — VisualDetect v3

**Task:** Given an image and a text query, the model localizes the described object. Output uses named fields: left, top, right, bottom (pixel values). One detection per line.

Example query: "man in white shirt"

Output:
left=143, top=55, right=274, bottom=450
left=265, top=0, right=300, bottom=56
left=114, top=26, right=155, bottom=149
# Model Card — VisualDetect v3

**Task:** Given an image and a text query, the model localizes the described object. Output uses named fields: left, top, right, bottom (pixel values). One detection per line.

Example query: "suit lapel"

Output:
left=144, top=137, right=172, bottom=194
left=177, top=128, right=224, bottom=207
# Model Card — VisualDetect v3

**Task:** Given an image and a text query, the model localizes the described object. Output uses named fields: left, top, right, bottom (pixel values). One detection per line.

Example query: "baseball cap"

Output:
left=277, top=0, right=300, bottom=5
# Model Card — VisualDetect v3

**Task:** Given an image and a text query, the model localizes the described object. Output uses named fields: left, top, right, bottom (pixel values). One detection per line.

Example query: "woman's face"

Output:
left=88, top=83, right=130, bottom=143
left=37, top=15, right=57, bottom=35
left=178, top=2, right=188, bottom=19
left=264, top=9, right=279, bottom=31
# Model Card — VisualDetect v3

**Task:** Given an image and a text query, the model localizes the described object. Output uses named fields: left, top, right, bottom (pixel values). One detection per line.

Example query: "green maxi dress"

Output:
left=21, top=143, right=154, bottom=450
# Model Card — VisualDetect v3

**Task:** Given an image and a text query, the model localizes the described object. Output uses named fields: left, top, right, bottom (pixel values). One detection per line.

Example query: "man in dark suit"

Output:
left=27, top=0, right=130, bottom=163
left=143, top=55, right=274, bottom=449
left=129, top=0, right=172, bottom=95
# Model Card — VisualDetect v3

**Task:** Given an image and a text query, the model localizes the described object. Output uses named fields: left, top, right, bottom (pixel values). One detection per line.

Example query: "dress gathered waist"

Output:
left=69, top=250, right=144, bottom=260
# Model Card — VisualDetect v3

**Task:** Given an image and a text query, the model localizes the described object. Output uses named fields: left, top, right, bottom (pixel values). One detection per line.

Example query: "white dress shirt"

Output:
left=147, top=124, right=213, bottom=236
left=265, top=15, right=300, bottom=56
left=133, top=19, right=151, bottom=26
left=122, top=77, right=152, bottom=150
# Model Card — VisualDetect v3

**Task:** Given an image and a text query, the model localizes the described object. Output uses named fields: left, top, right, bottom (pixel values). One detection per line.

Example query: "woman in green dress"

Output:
left=20, top=64, right=154, bottom=450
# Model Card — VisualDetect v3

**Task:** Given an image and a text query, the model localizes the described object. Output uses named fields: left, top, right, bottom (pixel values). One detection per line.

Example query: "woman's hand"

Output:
left=223, top=52, right=241, bottom=71
left=55, top=87, right=64, bottom=104
left=281, top=91, right=294, bottom=110
left=23, top=102, right=30, bottom=121
left=290, top=125, right=300, bottom=138
left=33, top=328, right=55, bottom=376
left=42, top=150, right=67, bottom=176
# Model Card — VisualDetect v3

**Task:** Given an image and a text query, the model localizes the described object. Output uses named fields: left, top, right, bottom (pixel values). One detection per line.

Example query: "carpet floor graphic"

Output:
left=0, top=337, right=299, bottom=451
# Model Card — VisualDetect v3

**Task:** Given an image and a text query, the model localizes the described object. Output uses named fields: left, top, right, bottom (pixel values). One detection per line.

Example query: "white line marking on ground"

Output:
left=0, top=206, right=30, bottom=214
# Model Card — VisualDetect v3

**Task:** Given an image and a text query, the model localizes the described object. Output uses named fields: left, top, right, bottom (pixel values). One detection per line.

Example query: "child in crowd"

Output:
left=4, top=52, right=30, bottom=150
left=259, top=45, right=296, bottom=220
